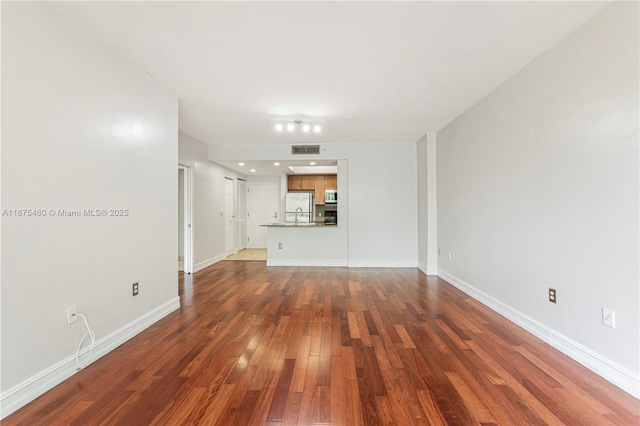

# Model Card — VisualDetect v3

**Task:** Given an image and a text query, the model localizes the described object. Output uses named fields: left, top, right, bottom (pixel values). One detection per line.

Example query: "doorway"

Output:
left=224, top=177, right=234, bottom=257
left=237, top=179, right=247, bottom=252
left=247, top=182, right=279, bottom=248
left=178, top=165, right=193, bottom=274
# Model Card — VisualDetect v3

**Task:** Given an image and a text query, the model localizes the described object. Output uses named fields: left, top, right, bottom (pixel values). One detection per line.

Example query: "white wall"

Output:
left=426, top=134, right=438, bottom=275
left=417, top=135, right=428, bottom=271
left=437, top=2, right=639, bottom=396
left=178, top=169, right=185, bottom=259
left=179, top=132, right=246, bottom=271
left=1, top=2, right=179, bottom=416
left=210, top=141, right=418, bottom=267
left=416, top=132, right=438, bottom=276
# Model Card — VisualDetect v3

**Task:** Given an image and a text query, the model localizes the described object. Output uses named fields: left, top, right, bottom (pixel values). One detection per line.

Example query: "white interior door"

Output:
left=247, top=182, right=279, bottom=248
left=179, top=164, right=193, bottom=274
left=178, top=169, right=184, bottom=271
left=224, top=177, right=234, bottom=256
left=237, top=179, right=247, bottom=251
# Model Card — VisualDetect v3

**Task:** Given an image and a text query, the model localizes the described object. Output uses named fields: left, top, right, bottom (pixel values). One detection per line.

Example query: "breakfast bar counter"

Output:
left=261, top=222, right=347, bottom=266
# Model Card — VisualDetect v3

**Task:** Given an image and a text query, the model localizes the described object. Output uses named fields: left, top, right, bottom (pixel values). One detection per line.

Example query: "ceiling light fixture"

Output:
left=274, top=162, right=280, bottom=166
left=310, top=162, right=316, bottom=166
left=238, top=162, right=245, bottom=166
left=274, top=120, right=322, bottom=134
left=250, top=169, right=256, bottom=173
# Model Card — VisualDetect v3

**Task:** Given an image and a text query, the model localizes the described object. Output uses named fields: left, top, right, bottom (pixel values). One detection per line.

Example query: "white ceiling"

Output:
left=217, top=159, right=337, bottom=176
left=53, top=1, right=608, bottom=146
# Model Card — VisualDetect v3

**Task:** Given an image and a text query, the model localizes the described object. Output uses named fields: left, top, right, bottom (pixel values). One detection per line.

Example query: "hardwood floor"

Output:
left=5, top=262, right=639, bottom=425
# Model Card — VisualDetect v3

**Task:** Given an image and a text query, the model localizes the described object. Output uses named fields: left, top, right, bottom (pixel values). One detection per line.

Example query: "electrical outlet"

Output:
left=548, top=288, right=557, bottom=304
left=66, top=305, right=77, bottom=325
left=278, top=242, right=282, bottom=249
left=602, top=307, right=615, bottom=328
left=132, top=282, right=139, bottom=297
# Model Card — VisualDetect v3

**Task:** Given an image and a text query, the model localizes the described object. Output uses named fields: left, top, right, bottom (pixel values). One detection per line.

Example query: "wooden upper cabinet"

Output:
left=325, top=175, right=337, bottom=190
left=314, top=176, right=325, bottom=205
left=289, top=174, right=337, bottom=205
left=288, top=175, right=316, bottom=190
left=300, top=175, right=315, bottom=190
left=288, top=175, right=302, bottom=190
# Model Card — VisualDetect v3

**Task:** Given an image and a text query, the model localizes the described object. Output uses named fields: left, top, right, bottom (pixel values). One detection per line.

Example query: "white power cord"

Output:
left=73, top=313, right=96, bottom=371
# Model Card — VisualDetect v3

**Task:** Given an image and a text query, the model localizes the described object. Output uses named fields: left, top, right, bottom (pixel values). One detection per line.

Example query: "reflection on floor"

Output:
left=225, top=248, right=267, bottom=261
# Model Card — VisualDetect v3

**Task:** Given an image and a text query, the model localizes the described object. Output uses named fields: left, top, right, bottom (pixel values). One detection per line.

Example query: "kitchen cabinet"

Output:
left=301, top=175, right=315, bottom=189
left=325, top=175, right=337, bottom=190
left=288, top=175, right=315, bottom=190
left=288, top=175, right=301, bottom=190
left=314, top=176, right=325, bottom=205
left=289, top=174, right=337, bottom=205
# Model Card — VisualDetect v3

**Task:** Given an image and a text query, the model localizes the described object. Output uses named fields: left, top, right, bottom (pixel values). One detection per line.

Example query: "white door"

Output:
left=179, top=165, right=193, bottom=274
left=247, top=182, right=279, bottom=248
left=237, top=179, right=247, bottom=251
left=224, top=178, right=234, bottom=256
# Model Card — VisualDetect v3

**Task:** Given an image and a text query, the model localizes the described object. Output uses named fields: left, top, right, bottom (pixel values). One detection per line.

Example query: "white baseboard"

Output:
left=347, top=261, right=417, bottom=268
left=418, top=262, right=438, bottom=276
left=0, top=297, right=180, bottom=419
left=437, top=269, right=640, bottom=399
left=194, top=254, right=226, bottom=273
left=267, top=259, right=348, bottom=267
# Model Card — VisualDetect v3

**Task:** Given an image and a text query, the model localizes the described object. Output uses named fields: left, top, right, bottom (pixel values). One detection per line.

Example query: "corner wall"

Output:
left=179, top=132, right=247, bottom=271
left=417, top=133, right=438, bottom=275
left=436, top=2, right=639, bottom=396
left=1, top=2, right=179, bottom=416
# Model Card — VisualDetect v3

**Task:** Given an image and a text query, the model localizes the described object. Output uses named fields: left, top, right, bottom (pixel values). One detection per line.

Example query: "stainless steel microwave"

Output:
left=325, top=189, right=337, bottom=204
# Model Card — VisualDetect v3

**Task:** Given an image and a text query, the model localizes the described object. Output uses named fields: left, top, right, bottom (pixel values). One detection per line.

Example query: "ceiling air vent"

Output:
left=291, top=145, right=320, bottom=155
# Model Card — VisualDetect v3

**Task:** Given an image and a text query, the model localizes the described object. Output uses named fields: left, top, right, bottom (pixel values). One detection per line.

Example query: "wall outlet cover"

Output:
left=66, top=305, right=77, bottom=325
left=602, top=307, right=615, bottom=328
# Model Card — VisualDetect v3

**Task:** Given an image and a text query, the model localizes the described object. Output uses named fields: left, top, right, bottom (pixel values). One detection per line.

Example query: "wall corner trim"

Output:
left=0, top=297, right=181, bottom=419
left=437, top=269, right=640, bottom=399
left=418, top=263, right=438, bottom=276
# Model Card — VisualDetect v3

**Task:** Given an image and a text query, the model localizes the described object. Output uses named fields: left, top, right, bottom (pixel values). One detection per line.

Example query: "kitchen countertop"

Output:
left=261, top=222, right=337, bottom=227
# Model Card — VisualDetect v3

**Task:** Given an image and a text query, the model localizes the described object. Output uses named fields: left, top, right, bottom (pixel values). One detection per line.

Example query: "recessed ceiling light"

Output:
left=275, top=123, right=284, bottom=131
left=313, top=125, right=321, bottom=133
left=309, top=162, right=316, bottom=166
left=250, top=169, right=256, bottom=173
left=345, top=114, right=356, bottom=119
left=238, top=162, right=245, bottom=166
left=274, top=162, right=280, bottom=166
left=286, top=124, right=295, bottom=132
left=302, top=124, right=310, bottom=132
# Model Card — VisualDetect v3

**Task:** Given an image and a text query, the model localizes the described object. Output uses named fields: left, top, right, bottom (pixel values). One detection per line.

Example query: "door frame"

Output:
left=179, top=164, right=194, bottom=274
left=223, top=177, right=235, bottom=257
left=237, top=179, right=247, bottom=252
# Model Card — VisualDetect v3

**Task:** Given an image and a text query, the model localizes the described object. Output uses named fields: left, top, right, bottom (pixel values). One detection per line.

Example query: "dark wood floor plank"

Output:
left=3, top=263, right=638, bottom=425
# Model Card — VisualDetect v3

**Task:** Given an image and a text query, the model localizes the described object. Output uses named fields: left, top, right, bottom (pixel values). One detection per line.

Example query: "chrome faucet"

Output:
left=295, top=207, right=303, bottom=224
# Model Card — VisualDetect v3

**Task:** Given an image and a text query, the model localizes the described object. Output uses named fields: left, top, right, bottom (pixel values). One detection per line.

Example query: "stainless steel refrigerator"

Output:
left=285, top=192, right=314, bottom=223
